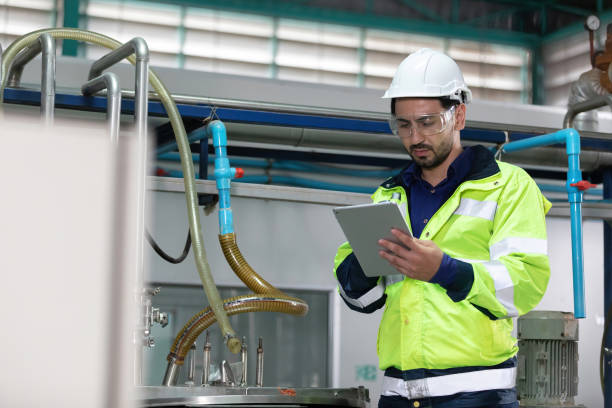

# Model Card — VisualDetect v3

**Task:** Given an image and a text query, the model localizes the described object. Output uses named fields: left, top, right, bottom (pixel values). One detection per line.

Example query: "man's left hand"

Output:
left=378, top=229, right=443, bottom=282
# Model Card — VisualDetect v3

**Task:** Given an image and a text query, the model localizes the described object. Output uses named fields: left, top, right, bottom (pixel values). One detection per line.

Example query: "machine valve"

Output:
left=234, top=167, right=244, bottom=179
left=152, top=308, right=169, bottom=328
left=570, top=180, right=597, bottom=191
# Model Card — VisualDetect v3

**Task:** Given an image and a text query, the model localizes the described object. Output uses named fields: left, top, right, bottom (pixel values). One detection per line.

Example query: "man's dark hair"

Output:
left=391, top=97, right=459, bottom=115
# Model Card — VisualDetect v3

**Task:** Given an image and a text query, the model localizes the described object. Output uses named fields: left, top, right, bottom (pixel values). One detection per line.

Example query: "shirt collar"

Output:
left=401, top=146, right=474, bottom=189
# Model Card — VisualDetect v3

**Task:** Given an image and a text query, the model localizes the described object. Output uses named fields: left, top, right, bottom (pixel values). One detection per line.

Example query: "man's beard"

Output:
left=409, top=138, right=453, bottom=170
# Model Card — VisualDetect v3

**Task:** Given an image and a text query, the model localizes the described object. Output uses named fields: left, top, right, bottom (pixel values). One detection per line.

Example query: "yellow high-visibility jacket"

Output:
left=334, top=146, right=551, bottom=371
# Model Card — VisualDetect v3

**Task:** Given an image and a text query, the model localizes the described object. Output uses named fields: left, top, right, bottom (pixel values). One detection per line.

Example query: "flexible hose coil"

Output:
left=169, top=294, right=307, bottom=365
left=167, top=233, right=308, bottom=366
left=219, top=233, right=283, bottom=295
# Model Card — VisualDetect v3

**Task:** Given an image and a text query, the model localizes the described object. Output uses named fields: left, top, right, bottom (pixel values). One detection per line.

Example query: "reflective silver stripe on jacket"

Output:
left=490, top=237, right=548, bottom=260
left=458, top=236, right=547, bottom=318
left=381, top=367, right=516, bottom=399
left=385, top=274, right=405, bottom=287
left=453, top=198, right=497, bottom=221
left=338, top=279, right=385, bottom=309
left=482, top=261, right=518, bottom=317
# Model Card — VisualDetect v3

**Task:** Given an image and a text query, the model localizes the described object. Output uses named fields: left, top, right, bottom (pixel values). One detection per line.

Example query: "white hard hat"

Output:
left=382, top=48, right=472, bottom=104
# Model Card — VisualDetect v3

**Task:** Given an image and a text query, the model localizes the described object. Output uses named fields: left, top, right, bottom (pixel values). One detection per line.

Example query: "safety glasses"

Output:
left=388, top=106, right=456, bottom=138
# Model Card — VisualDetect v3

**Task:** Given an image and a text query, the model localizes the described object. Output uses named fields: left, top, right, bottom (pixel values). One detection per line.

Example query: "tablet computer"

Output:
left=333, top=202, right=411, bottom=277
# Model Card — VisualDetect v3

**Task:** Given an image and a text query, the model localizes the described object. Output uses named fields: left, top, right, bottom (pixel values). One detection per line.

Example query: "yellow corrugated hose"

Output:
left=168, top=233, right=308, bottom=365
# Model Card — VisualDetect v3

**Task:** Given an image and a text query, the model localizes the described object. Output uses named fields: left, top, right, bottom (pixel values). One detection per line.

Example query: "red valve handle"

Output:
left=234, top=167, right=245, bottom=179
left=570, top=180, right=597, bottom=191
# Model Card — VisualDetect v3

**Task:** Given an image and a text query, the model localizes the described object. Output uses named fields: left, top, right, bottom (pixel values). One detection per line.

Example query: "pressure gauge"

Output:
left=586, top=15, right=600, bottom=31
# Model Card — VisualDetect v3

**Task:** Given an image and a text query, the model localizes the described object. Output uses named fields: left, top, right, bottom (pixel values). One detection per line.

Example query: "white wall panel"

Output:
left=277, top=19, right=360, bottom=48
left=276, top=41, right=360, bottom=74
left=539, top=218, right=604, bottom=408
left=184, top=8, right=273, bottom=37
left=277, top=66, right=357, bottom=86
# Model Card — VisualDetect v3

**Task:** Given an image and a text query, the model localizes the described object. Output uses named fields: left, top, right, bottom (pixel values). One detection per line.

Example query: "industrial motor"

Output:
left=517, top=311, right=582, bottom=408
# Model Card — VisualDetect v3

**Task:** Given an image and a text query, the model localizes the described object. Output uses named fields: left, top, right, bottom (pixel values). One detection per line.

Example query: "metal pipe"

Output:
left=186, top=342, right=196, bottom=385
left=256, top=337, right=263, bottom=387
left=82, top=72, right=121, bottom=144
left=220, top=360, right=235, bottom=386
left=39, top=33, right=55, bottom=124
left=563, top=95, right=612, bottom=129
left=162, top=358, right=180, bottom=386
left=110, top=89, right=610, bottom=138
left=169, top=94, right=388, bottom=121
left=88, top=39, right=150, bottom=378
left=7, top=33, right=55, bottom=123
left=502, top=147, right=612, bottom=173
left=87, top=38, right=148, bottom=145
left=201, top=331, right=211, bottom=386
left=502, top=128, right=586, bottom=319
left=240, top=337, right=247, bottom=387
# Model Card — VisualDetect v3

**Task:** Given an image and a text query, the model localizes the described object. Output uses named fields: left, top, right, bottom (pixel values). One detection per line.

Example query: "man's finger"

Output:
left=391, top=229, right=414, bottom=247
left=379, top=249, right=413, bottom=270
left=378, top=238, right=411, bottom=256
left=379, top=250, right=418, bottom=278
left=415, top=239, right=436, bottom=248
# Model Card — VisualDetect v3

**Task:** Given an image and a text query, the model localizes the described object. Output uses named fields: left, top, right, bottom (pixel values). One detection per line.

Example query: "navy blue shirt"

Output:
left=401, top=147, right=475, bottom=286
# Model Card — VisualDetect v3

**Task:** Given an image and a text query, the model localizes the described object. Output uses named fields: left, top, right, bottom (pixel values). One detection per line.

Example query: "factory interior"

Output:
left=2, top=0, right=612, bottom=407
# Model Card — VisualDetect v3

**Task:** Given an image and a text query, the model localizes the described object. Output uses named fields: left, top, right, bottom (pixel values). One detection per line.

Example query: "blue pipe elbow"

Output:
left=500, top=128, right=586, bottom=318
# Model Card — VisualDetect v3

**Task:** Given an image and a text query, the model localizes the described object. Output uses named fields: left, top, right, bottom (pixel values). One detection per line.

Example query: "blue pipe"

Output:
left=538, top=184, right=602, bottom=197
left=157, top=152, right=399, bottom=179
left=156, top=128, right=207, bottom=155
left=157, top=168, right=377, bottom=194
left=207, top=121, right=238, bottom=235
left=501, top=129, right=568, bottom=153
left=503, top=128, right=586, bottom=318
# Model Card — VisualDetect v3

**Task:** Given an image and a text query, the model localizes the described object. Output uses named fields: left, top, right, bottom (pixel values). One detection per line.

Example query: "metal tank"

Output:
left=137, top=385, right=370, bottom=408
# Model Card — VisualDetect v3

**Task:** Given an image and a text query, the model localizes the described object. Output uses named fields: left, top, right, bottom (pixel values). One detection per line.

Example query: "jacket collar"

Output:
left=380, top=145, right=499, bottom=189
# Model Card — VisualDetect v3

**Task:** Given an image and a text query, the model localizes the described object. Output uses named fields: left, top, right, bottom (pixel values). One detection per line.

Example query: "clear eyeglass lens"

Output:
left=389, top=107, right=454, bottom=137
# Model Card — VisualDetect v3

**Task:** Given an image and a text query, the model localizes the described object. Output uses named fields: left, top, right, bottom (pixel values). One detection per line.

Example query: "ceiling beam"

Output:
left=138, top=0, right=539, bottom=47
left=463, top=5, right=533, bottom=26
left=398, top=0, right=444, bottom=23
left=548, top=3, right=592, bottom=16
left=451, top=0, right=460, bottom=23
left=62, top=0, right=80, bottom=56
left=543, top=8, right=612, bottom=43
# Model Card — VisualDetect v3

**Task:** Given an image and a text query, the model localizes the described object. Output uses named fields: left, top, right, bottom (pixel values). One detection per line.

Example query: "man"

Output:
left=334, top=48, right=550, bottom=408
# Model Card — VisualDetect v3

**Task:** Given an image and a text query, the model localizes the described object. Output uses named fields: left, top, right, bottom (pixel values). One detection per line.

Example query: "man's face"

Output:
left=393, top=98, right=464, bottom=169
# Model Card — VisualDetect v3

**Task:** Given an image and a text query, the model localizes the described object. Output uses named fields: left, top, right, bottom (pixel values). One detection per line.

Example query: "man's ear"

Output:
left=454, top=104, right=467, bottom=131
